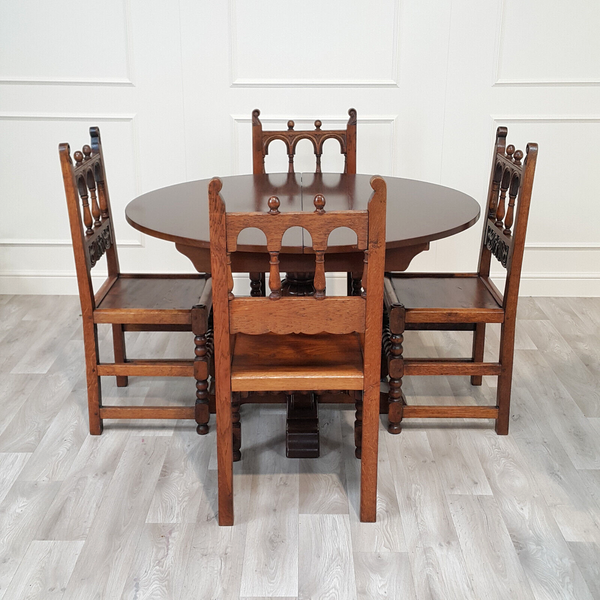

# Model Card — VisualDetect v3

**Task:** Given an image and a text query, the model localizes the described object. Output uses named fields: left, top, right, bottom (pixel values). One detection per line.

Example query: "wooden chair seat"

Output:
left=387, top=274, right=503, bottom=324
left=95, top=275, right=206, bottom=324
left=230, top=333, right=364, bottom=391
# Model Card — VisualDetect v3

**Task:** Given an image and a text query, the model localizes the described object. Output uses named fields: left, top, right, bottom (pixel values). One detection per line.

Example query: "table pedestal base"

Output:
left=286, top=392, right=319, bottom=458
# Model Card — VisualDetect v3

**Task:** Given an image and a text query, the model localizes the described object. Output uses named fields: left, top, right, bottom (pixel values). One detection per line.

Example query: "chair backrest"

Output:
left=208, top=174, right=386, bottom=381
left=478, top=127, right=538, bottom=312
left=59, top=127, right=119, bottom=312
left=252, top=108, right=357, bottom=175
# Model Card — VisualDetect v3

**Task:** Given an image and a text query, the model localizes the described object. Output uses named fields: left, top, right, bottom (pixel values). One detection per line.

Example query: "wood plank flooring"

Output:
left=1, top=294, right=600, bottom=599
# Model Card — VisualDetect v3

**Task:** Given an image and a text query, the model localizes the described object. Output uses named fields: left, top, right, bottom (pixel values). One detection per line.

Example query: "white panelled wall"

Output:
left=1, top=0, right=599, bottom=295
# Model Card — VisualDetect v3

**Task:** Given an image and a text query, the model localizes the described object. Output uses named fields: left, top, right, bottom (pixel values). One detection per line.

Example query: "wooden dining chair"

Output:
left=251, top=108, right=358, bottom=295
left=206, top=175, right=386, bottom=525
left=382, top=127, right=538, bottom=435
left=60, top=127, right=212, bottom=435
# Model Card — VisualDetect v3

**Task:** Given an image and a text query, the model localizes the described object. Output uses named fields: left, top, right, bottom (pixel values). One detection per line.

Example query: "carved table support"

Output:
left=249, top=272, right=266, bottom=297
left=286, top=392, right=320, bottom=458
left=281, top=272, right=316, bottom=296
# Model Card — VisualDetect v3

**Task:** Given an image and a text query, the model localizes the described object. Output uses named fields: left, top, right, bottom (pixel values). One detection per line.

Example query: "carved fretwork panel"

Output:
left=226, top=193, right=368, bottom=300
left=485, top=222, right=510, bottom=268
left=88, top=221, right=113, bottom=268
left=67, top=141, right=114, bottom=269
left=485, top=137, right=528, bottom=269
left=252, top=108, right=357, bottom=175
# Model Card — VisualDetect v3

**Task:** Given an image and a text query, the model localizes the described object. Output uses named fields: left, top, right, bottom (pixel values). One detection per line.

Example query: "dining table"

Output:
left=127, top=172, right=479, bottom=273
left=125, top=172, right=481, bottom=456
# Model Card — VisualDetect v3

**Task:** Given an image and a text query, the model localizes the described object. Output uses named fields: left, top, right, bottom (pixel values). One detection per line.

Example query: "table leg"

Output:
left=286, top=392, right=320, bottom=458
left=249, top=272, right=266, bottom=297
left=281, top=272, right=315, bottom=296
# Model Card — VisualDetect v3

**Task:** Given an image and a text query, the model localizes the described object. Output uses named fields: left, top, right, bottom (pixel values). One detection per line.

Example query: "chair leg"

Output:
left=471, top=323, right=486, bottom=386
left=216, top=391, right=234, bottom=526
left=387, top=327, right=404, bottom=434
left=232, top=392, right=241, bottom=462
left=112, top=324, right=128, bottom=387
left=495, top=320, right=516, bottom=435
left=360, top=385, right=379, bottom=522
left=83, top=320, right=103, bottom=435
left=194, top=330, right=210, bottom=435
left=388, top=377, right=404, bottom=434
left=354, top=391, right=362, bottom=459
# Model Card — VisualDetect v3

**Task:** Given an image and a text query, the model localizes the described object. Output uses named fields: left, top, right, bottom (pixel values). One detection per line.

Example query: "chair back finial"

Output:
left=252, top=108, right=358, bottom=175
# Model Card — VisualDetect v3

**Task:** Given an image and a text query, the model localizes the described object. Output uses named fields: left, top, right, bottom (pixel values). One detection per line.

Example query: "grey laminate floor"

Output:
left=1, top=294, right=599, bottom=599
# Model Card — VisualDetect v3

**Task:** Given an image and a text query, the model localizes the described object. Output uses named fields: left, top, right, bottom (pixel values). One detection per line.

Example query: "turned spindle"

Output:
left=495, top=168, right=509, bottom=228
left=86, top=170, right=101, bottom=228
left=269, top=250, right=282, bottom=299
left=77, top=175, right=94, bottom=235
left=488, top=166, right=502, bottom=219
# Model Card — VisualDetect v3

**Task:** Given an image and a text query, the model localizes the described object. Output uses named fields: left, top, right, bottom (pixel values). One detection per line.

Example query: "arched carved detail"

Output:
left=252, top=108, right=357, bottom=175
left=226, top=193, right=368, bottom=302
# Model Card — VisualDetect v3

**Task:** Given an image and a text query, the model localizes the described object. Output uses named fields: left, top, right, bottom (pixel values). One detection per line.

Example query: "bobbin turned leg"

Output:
left=384, top=304, right=405, bottom=434
left=354, top=391, right=363, bottom=458
left=192, top=305, right=210, bottom=435
left=232, top=392, right=241, bottom=461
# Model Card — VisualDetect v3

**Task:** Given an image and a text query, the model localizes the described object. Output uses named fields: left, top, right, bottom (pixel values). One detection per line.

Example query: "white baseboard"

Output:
left=2, top=271, right=600, bottom=297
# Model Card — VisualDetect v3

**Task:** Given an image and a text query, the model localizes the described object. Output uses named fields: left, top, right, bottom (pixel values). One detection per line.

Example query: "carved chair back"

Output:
left=59, top=127, right=119, bottom=312
left=478, top=127, right=538, bottom=313
left=252, top=108, right=357, bottom=175
left=208, top=173, right=386, bottom=359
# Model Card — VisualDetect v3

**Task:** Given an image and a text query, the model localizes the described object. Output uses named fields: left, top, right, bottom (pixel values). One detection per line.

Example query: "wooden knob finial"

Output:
left=268, top=196, right=280, bottom=214
left=287, top=120, right=295, bottom=130
left=513, top=149, right=523, bottom=165
left=74, top=150, right=84, bottom=165
left=314, top=194, right=326, bottom=213
left=314, top=120, right=322, bottom=130
left=506, top=145, right=515, bottom=159
left=82, top=145, right=92, bottom=160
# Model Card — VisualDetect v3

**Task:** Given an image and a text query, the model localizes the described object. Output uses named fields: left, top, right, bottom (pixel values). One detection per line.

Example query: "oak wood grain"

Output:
left=2, top=540, right=84, bottom=600
left=299, top=514, right=357, bottom=600
left=0, top=481, right=61, bottom=597
left=354, top=552, right=416, bottom=600
left=470, top=430, right=595, bottom=600
left=61, top=436, right=170, bottom=600
left=120, top=523, right=195, bottom=600
left=447, top=494, right=535, bottom=599
left=35, top=431, right=130, bottom=541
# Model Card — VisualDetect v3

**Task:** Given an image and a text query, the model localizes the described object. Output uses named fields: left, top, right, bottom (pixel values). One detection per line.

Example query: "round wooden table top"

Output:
left=126, top=174, right=480, bottom=269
